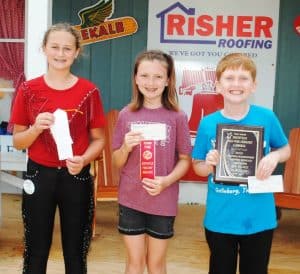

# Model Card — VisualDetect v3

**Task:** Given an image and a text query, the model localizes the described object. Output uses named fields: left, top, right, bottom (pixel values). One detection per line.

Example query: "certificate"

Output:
left=131, top=123, right=166, bottom=141
left=214, top=124, right=264, bottom=184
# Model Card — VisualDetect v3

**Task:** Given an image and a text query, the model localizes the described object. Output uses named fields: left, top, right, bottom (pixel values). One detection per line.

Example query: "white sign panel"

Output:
left=147, top=0, right=279, bottom=181
left=148, top=0, right=279, bottom=110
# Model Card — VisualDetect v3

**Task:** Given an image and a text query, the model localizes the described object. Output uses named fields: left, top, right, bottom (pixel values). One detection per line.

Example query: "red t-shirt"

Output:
left=10, top=76, right=105, bottom=167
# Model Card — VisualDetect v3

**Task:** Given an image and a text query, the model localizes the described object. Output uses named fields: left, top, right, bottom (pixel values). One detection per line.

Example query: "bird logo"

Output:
left=78, top=0, right=113, bottom=28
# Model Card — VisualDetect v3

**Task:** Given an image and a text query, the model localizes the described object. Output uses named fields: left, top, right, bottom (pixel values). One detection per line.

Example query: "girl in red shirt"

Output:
left=10, top=23, right=105, bottom=274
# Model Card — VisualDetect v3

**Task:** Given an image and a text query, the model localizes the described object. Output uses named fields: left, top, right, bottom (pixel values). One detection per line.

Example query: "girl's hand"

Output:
left=256, top=151, right=280, bottom=180
left=123, top=131, right=143, bottom=152
left=205, top=149, right=220, bottom=166
left=66, top=156, right=85, bottom=175
left=33, top=112, right=55, bottom=134
left=142, top=177, right=167, bottom=196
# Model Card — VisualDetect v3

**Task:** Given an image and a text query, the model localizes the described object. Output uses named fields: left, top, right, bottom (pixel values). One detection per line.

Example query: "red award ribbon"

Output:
left=140, top=140, right=155, bottom=179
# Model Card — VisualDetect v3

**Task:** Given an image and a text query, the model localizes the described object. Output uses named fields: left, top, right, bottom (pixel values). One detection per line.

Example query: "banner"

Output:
left=73, top=0, right=138, bottom=45
left=147, top=0, right=279, bottom=181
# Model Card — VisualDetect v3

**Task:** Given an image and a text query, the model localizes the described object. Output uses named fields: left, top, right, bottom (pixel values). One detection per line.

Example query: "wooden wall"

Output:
left=274, top=0, right=300, bottom=135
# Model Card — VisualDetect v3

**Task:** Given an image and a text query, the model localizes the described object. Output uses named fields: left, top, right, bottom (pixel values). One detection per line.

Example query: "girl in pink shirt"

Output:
left=112, top=50, right=192, bottom=274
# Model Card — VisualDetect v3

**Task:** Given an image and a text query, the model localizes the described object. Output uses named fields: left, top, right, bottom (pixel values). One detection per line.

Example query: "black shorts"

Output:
left=118, top=204, right=175, bottom=239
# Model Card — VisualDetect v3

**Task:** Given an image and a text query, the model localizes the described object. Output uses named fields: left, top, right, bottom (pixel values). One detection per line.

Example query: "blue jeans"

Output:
left=22, top=159, right=94, bottom=274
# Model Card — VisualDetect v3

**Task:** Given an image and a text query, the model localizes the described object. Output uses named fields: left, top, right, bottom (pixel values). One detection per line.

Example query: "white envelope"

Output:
left=131, top=123, right=166, bottom=141
left=248, top=175, right=284, bottom=193
left=50, top=109, right=73, bottom=160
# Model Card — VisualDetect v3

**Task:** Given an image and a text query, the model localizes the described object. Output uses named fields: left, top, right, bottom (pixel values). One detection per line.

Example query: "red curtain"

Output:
left=0, top=0, right=25, bottom=95
left=0, top=0, right=25, bottom=131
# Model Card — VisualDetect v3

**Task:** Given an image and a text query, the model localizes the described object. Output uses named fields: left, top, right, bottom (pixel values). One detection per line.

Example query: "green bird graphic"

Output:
left=78, top=0, right=113, bottom=28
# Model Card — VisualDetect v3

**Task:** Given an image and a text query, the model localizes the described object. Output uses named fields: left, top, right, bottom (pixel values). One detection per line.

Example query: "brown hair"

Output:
left=42, top=22, right=82, bottom=54
left=216, top=53, right=257, bottom=81
left=129, top=49, right=179, bottom=111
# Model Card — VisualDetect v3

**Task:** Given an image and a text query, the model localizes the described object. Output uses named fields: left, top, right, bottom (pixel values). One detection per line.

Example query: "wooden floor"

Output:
left=0, top=194, right=299, bottom=274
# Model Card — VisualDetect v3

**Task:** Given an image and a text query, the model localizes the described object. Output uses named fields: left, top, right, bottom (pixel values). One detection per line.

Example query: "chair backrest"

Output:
left=96, top=109, right=120, bottom=194
left=283, top=128, right=300, bottom=194
left=103, top=109, right=120, bottom=187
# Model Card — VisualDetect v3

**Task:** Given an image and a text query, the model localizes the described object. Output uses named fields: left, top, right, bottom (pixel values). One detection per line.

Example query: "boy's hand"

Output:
left=256, top=151, right=280, bottom=180
left=205, top=149, right=220, bottom=166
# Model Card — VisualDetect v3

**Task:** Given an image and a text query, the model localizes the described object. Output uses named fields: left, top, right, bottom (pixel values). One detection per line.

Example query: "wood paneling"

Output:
left=274, top=0, right=300, bottom=134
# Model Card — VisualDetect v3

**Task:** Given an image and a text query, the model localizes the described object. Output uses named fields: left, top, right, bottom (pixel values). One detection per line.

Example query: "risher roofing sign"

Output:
left=148, top=0, right=279, bottom=110
left=155, top=1, right=274, bottom=49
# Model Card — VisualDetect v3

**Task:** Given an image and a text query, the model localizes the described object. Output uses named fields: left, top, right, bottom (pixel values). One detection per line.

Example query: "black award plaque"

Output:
left=214, top=124, right=264, bottom=184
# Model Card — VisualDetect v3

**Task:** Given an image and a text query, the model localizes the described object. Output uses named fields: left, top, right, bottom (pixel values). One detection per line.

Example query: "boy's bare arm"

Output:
left=192, top=149, right=219, bottom=177
left=192, top=159, right=213, bottom=177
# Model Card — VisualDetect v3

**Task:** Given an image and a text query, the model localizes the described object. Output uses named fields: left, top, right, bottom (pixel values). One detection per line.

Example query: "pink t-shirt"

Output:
left=10, top=76, right=105, bottom=167
left=112, top=106, right=192, bottom=216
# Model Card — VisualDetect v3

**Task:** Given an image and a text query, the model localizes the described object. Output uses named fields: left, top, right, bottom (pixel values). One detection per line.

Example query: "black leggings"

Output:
left=22, top=159, right=94, bottom=274
left=205, top=228, right=274, bottom=274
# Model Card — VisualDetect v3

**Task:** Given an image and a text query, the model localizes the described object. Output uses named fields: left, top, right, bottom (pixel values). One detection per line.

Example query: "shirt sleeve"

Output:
left=89, top=88, right=106, bottom=129
left=9, top=84, right=30, bottom=126
left=111, top=108, right=126, bottom=150
left=176, top=111, right=192, bottom=155
left=192, top=118, right=210, bottom=160
left=269, top=112, right=288, bottom=148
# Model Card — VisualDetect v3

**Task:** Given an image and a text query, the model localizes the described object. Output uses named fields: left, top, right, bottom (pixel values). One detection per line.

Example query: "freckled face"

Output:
left=43, top=30, right=79, bottom=71
left=135, top=60, right=169, bottom=107
left=216, top=66, right=256, bottom=105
